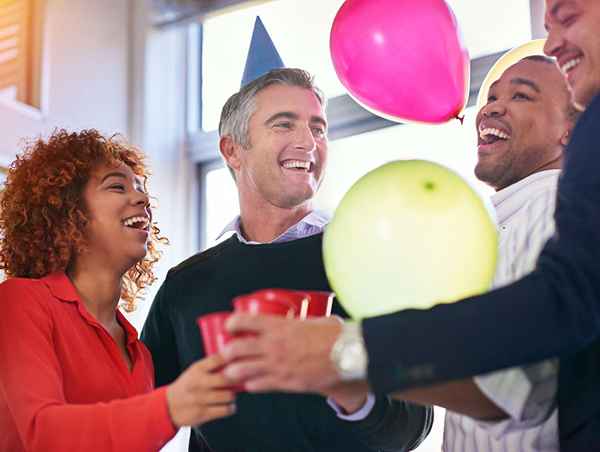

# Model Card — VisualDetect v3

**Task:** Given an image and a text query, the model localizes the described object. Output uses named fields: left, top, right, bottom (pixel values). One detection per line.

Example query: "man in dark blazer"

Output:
left=221, top=1, right=600, bottom=450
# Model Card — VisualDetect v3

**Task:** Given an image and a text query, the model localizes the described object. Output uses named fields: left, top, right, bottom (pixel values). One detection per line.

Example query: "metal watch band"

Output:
left=330, top=321, right=368, bottom=381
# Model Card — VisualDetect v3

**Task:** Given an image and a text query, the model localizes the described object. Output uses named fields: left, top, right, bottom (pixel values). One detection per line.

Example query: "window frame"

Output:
left=196, top=158, right=229, bottom=248
left=187, top=0, right=546, bottom=250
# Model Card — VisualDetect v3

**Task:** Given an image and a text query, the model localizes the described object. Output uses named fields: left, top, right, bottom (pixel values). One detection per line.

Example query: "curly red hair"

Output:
left=0, top=129, right=167, bottom=311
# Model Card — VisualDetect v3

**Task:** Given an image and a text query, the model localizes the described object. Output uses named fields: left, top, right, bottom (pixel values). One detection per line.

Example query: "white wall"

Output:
left=125, top=0, right=198, bottom=329
left=126, top=6, right=197, bottom=449
left=0, top=0, right=130, bottom=163
left=0, top=0, right=197, bottom=305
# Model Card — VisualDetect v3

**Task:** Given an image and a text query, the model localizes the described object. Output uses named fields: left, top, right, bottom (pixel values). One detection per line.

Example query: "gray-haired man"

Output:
left=142, top=68, right=432, bottom=452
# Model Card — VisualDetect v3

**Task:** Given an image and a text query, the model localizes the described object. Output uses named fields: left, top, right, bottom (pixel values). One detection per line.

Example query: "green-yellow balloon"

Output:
left=323, top=160, right=498, bottom=320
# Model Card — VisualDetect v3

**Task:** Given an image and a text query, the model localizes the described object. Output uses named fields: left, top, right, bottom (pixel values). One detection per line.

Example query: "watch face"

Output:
left=331, top=323, right=367, bottom=381
left=339, top=339, right=367, bottom=378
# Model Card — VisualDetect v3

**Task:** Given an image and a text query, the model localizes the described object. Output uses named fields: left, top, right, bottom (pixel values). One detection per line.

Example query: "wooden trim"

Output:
left=0, top=1, right=22, bottom=28
left=0, top=1, right=20, bottom=93
left=0, top=0, right=44, bottom=108
left=15, top=0, right=27, bottom=103
left=25, top=0, right=43, bottom=107
left=0, top=58, right=18, bottom=79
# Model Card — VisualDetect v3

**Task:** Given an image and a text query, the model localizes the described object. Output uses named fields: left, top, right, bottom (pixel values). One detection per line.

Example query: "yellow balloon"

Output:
left=477, top=39, right=547, bottom=112
left=323, top=160, right=498, bottom=320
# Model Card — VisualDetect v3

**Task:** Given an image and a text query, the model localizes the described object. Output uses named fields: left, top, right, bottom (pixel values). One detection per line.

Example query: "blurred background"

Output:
left=0, top=1, right=547, bottom=450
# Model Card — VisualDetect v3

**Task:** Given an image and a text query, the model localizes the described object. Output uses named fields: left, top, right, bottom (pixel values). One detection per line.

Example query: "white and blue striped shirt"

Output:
left=443, top=170, right=560, bottom=452
left=217, top=210, right=330, bottom=245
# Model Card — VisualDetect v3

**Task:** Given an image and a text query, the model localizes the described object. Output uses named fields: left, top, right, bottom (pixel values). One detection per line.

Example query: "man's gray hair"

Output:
left=218, top=68, right=326, bottom=149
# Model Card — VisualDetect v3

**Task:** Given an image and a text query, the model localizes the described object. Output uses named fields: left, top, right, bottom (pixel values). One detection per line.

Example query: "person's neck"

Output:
left=239, top=201, right=313, bottom=243
left=534, top=156, right=562, bottom=175
left=494, top=157, right=562, bottom=192
left=67, top=259, right=124, bottom=327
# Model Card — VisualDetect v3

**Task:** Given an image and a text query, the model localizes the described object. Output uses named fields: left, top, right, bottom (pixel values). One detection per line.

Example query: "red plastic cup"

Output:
left=196, top=311, right=245, bottom=392
left=233, top=289, right=303, bottom=318
left=197, top=311, right=235, bottom=355
left=302, top=291, right=334, bottom=317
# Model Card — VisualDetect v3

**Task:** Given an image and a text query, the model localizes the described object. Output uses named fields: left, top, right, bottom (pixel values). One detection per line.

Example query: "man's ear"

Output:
left=219, top=136, right=241, bottom=172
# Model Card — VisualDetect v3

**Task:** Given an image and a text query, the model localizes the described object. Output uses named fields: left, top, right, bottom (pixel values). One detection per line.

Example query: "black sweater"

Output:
left=141, top=233, right=431, bottom=452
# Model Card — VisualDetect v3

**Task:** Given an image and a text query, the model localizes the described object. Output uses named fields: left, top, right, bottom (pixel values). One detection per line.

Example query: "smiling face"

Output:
left=544, top=0, right=600, bottom=107
left=80, top=161, right=151, bottom=272
left=475, top=59, right=572, bottom=190
left=234, top=84, right=328, bottom=210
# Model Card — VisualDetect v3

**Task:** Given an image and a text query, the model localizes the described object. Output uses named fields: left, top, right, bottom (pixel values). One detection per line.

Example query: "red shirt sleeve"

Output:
left=0, top=279, right=177, bottom=452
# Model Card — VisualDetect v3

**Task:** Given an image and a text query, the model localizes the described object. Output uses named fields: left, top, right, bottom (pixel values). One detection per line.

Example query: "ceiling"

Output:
left=151, top=0, right=270, bottom=26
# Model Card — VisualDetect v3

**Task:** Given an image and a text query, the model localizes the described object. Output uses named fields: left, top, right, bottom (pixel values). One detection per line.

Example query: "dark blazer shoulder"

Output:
left=167, top=235, right=239, bottom=279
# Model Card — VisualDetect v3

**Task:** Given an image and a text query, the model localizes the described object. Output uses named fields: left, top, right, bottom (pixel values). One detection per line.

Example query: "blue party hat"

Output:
left=241, top=17, right=284, bottom=87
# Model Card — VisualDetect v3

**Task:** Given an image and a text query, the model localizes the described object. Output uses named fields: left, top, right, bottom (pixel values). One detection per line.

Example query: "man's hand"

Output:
left=221, top=314, right=343, bottom=393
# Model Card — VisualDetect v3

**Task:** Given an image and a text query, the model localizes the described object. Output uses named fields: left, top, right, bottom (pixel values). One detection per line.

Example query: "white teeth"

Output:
left=122, top=216, right=149, bottom=228
left=282, top=160, right=311, bottom=170
left=561, top=58, right=581, bottom=74
left=479, top=127, right=510, bottom=140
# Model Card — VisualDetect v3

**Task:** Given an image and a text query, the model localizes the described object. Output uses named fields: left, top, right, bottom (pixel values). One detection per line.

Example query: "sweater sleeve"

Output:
left=0, top=279, right=176, bottom=452
left=363, top=92, right=600, bottom=394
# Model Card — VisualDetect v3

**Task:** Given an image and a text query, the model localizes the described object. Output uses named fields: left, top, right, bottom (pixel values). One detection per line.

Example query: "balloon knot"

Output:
left=456, top=114, right=465, bottom=125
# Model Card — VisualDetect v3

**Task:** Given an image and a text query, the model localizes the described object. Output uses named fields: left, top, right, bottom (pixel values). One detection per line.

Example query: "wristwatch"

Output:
left=330, top=321, right=368, bottom=381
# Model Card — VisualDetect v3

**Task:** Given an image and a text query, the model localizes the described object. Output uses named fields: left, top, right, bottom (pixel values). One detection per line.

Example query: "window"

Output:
left=0, top=0, right=44, bottom=109
left=315, top=107, right=492, bottom=213
left=201, top=163, right=239, bottom=248
left=198, top=0, right=531, bottom=132
left=194, top=0, right=531, bottom=251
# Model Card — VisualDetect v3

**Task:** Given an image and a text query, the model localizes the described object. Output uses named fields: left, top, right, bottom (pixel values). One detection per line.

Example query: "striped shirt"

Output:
left=217, top=210, right=330, bottom=245
left=443, top=170, right=560, bottom=452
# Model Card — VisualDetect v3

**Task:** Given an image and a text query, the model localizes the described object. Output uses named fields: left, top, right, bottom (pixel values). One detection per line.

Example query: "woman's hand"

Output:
left=166, top=354, right=236, bottom=427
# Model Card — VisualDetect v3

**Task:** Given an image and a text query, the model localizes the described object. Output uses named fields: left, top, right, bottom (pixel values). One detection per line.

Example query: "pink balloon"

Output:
left=330, top=0, right=470, bottom=124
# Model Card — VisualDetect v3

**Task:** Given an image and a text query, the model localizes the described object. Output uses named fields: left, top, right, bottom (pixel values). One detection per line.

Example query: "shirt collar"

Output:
left=492, top=169, right=560, bottom=224
left=217, top=210, right=330, bottom=245
left=116, top=311, right=140, bottom=345
left=40, top=272, right=139, bottom=343
left=41, top=272, right=80, bottom=302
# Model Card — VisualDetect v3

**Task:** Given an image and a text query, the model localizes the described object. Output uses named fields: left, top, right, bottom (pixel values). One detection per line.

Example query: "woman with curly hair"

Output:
left=0, top=129, right=235, bottom=452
